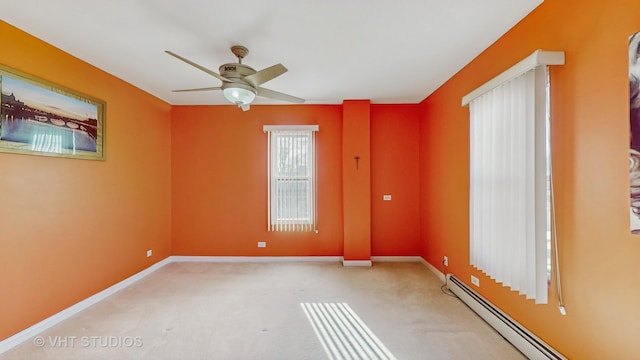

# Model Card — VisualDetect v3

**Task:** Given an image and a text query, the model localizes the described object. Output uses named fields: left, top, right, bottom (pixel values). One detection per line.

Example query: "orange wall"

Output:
left=0, top=21, right=172, bottom=341
left=171, top=103, right=423, bottom=258
left=342, top=100, right=372, bottom=260
left=171, top=105, right=344, bottom=256
left=419, top=0, right=640, bottom=357
left=371, top=105, right=421, bottom=256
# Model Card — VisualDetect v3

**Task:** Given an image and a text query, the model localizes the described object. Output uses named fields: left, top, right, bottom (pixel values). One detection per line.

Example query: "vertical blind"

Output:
left=264, top=125, right=318, bottom=232
left=469, top=66, right=549, bottom=304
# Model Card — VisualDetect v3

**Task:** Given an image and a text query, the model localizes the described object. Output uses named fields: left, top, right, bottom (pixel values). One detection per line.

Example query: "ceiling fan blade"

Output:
left=257, top=87, right=305, bottom=104
left=165, top=51, right=230, bottom=83
left=172, top=86, right=222, bottom=92
left=256, top=87, right=305, bottom=104
left=244, top=64, right=288, bottom=87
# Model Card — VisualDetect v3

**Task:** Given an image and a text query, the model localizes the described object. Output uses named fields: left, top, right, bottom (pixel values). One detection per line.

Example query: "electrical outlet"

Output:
left=443, top=256, right=449, bottom=267
left=258, top=241, right=266, bottom=248
left=471, top=275, right=480, bottom=287
left=146, top=249, right=152, bottom=257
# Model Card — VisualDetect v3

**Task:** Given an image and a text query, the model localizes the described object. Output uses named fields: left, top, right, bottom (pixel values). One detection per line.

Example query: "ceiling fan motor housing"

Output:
left=219, top=63, right=256, bottom=81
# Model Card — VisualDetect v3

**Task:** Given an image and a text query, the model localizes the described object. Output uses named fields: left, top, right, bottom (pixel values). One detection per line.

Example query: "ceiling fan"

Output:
left=166, top=45, right=304, bottom=111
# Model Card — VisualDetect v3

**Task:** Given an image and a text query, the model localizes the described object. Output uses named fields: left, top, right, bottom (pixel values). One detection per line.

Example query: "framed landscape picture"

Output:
left=0, top=65, right=105, bottom=160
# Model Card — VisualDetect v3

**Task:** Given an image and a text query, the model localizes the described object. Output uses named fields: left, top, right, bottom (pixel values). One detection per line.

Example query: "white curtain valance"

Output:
left=462, top=50, right=564, bottom=107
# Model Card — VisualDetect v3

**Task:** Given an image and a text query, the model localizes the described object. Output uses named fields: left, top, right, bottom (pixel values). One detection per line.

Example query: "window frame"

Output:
left=264, top=125, right=319, bottom=232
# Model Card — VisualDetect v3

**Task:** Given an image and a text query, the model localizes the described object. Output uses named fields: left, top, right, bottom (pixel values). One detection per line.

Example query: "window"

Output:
left=264, top=125, right=319, bottom=232
left=462, top=50, right=564, bottom=304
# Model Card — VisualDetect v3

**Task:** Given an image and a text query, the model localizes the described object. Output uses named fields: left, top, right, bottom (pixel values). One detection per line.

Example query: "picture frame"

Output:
left=0, top=64, right=105, bottom=160
left=630, top=32, right=640, bottom=234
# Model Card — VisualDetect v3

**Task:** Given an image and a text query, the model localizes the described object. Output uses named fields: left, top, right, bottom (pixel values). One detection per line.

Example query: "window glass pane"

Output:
left=275, top=179, right=310, bottom=221
left=275, top=134, right=309, bottom=177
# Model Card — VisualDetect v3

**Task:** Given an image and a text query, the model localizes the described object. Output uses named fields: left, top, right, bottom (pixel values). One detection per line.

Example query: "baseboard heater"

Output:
left=446, top=274, right=566, bottom=360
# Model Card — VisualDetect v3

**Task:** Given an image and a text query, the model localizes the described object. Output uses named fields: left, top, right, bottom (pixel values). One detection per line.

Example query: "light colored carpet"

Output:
left=1, top=262, right=525, bottom=359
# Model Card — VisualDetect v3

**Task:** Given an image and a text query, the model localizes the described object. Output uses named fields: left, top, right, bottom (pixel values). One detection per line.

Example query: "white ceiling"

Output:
left=0, top=0, right=542, bottom=106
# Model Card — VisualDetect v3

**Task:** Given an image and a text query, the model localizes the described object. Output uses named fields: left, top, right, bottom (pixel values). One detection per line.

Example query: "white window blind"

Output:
left=264, top=125, right=318, bottom=232
left=465, top=50, right=564, bottom=304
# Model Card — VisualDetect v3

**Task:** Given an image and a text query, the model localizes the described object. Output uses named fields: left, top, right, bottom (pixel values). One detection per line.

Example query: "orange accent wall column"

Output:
left=342, top=100, right=372, bottom=261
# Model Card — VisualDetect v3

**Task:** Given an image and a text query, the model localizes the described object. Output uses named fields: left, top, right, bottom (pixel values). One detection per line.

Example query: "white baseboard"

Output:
left=342, top=259, right=373, bottom=267
left=371, top=256, right=446, bottom=282
left=0, top=257, right=171, bottom=355
left=420, top=256, right=446, bottom=282
left=371, top=256, right=422, bottom=262
left=170, top=255, right=343, bottom=263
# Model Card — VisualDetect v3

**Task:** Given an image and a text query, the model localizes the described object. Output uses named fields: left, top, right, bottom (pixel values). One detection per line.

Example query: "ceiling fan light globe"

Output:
left=223, top=86, right=255, bottom=106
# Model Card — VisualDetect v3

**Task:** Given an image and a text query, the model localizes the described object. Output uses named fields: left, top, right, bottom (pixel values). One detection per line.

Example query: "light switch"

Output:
left=383, top=195, right=392, bottom=201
